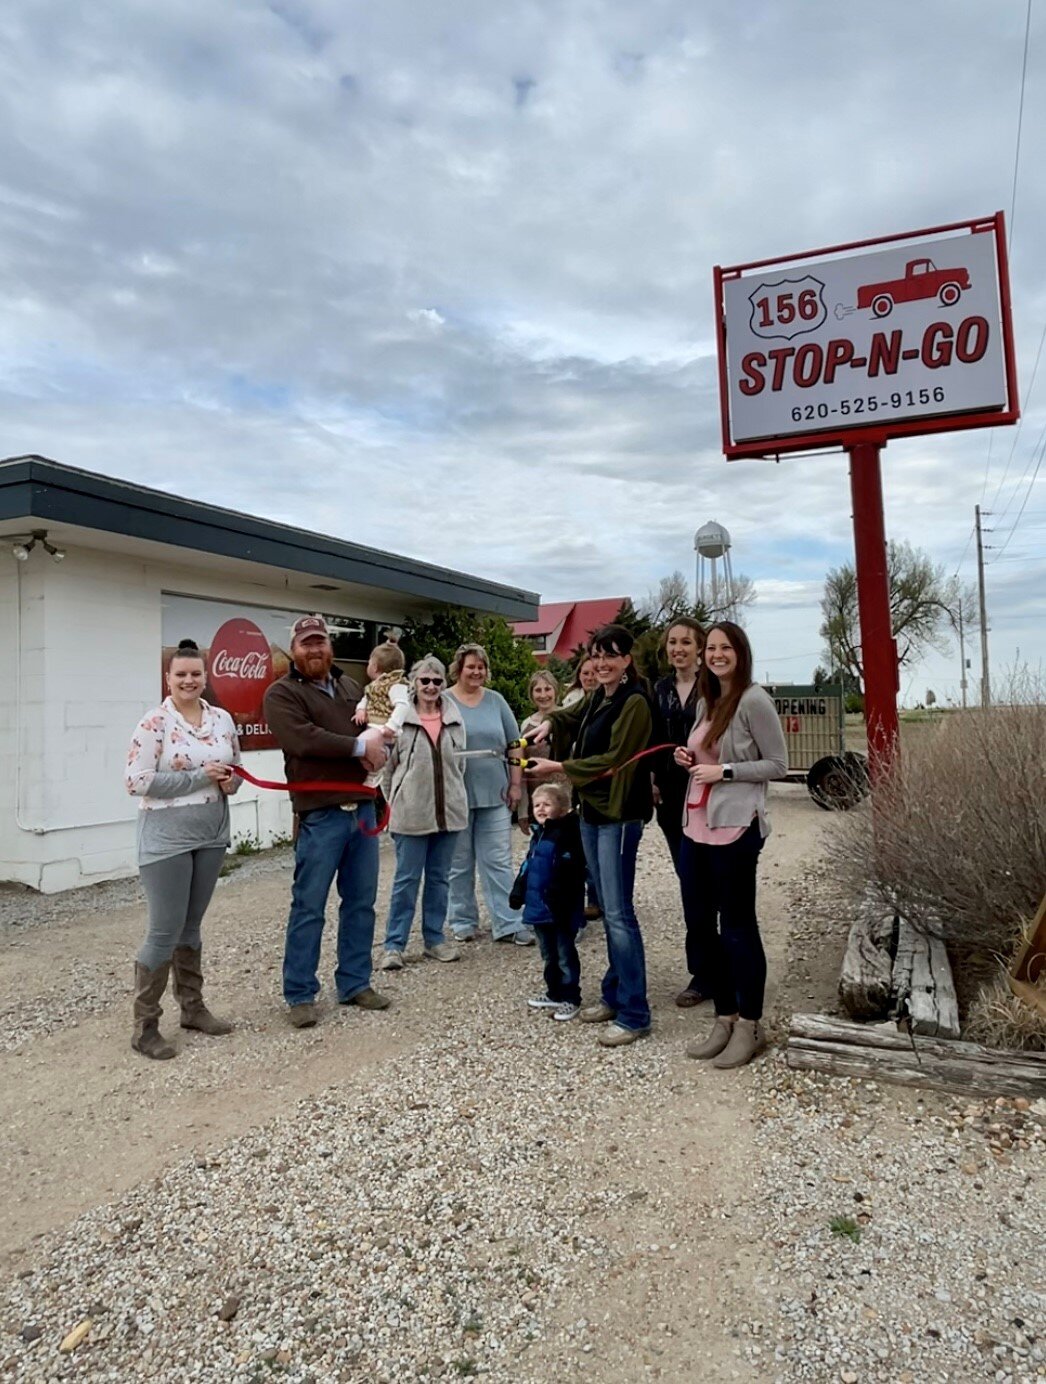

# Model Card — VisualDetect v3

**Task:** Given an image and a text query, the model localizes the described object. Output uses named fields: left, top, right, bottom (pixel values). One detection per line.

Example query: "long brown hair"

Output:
left=697, top=622, right=753, bottom=745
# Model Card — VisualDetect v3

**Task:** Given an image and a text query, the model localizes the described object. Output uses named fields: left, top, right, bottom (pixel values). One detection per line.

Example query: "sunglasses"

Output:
left=417, top=676, right=444, bottom=686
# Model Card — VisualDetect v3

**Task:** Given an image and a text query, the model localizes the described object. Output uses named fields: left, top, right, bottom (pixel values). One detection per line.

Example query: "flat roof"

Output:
left=0, top=455, right=538, bottom=620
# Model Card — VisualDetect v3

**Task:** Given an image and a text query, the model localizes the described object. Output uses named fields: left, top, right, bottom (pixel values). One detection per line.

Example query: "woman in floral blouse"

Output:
left=125, top=639, right=242, bottom=1059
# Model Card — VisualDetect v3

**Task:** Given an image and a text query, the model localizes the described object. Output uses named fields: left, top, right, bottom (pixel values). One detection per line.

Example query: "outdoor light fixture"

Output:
left=9, top=529, right=65, bottom=563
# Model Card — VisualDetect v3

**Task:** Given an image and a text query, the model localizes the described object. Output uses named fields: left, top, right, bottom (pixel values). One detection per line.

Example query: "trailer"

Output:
left=766, top=683, right=869, bottom=810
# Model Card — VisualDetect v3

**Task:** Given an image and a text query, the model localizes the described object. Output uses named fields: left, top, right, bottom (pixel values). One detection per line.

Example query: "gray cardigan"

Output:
left=384, top=696, right=469, bottom=836
left=692, top=684, right=788, bottom=838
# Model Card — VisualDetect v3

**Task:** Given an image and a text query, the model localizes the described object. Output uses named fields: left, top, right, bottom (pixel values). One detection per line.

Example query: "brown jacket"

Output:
left=263, top=664, right=369, bottom=814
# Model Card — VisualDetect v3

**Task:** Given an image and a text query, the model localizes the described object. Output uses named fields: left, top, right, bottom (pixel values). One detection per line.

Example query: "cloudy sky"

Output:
left=2, top=0, right=1043, bottom=701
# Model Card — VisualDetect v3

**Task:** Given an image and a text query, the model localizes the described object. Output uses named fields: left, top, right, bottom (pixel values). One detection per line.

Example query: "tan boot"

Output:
left=713, top=1018, right=766, bottom=1069
left=172, top=947, right=233, bottom=1036
left=131, top=961, right=176, bottom=1060
left=686, top=1015, right=736, bottom=1061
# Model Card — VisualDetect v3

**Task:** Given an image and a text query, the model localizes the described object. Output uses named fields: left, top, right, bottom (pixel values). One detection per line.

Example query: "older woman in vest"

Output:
left=380, top=656, right=469, bottom=969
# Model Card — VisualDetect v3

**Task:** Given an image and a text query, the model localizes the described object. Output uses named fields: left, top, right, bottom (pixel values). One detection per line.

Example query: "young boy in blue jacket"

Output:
left=509, top=782, right=586, bottom=1021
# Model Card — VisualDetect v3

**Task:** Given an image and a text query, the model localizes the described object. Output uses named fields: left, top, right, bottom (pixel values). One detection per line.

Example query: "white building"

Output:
left=0, top=455, right=537, bottom=892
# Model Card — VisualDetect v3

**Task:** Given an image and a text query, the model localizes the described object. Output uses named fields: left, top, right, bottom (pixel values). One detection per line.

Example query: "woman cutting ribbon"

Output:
left=527, top=624, right=654, bottom=1047
left=673, top=623, right=787, bottom=1070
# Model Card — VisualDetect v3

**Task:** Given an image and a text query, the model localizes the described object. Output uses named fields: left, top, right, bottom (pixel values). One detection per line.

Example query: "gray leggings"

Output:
left=137, top=847, right=227, bottom=969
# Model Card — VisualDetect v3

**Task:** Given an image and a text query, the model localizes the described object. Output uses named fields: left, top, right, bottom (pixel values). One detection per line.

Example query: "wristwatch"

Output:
left=721, top=764, right=735, bottom=781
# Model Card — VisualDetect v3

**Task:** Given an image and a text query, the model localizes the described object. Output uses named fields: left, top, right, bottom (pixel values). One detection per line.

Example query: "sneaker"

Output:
left=423, top=942, right=461, bottom=963
left=552, top=1002, right=580, bottom=1022
left=526, top=994, right=561, bottom=1010
left=598, top=1022, right=650, bottom=1047
left=579, top=1002, right=617, bottom=1024
left=513, top=927, right=536, bottom=947
left=452, top=930, right=478, bottom=943
left=674, top=985, right=707, bottom=1008
left=379, top=950, right=405, bottom=971
left=584, top=905, right=603, bottom=922
left=287, top=1002, right=318, bottom=1029
left=339, top=987, right=391, bottom=1011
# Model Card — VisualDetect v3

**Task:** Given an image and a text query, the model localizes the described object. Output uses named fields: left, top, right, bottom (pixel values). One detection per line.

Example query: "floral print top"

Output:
left=126, top=699, right=242, bottom=811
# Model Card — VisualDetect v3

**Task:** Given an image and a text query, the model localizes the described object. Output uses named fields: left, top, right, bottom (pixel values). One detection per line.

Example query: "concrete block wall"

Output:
left=0, top=544, right=403, bottom=892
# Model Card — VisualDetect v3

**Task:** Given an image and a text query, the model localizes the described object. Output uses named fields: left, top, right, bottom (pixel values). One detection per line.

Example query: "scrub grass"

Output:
left=828, top=676, right=1046, bottom=1045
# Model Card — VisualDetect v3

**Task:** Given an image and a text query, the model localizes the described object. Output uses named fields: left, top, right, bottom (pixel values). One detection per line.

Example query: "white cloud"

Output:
left=0, top=0, right=1044, bottom=700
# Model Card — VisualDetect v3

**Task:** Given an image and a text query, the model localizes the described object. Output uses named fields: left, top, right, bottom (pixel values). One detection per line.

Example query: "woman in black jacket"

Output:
left=650, top=616, right=705, bottom=1006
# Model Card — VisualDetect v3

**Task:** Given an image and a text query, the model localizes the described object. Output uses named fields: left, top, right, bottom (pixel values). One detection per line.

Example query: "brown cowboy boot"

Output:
left=131, top=960, right=176, bottom=1060
left=172, top=946, right=234, bottom=1036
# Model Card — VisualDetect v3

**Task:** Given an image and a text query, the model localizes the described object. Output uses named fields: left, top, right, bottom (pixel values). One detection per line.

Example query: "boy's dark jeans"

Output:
left=533, top=921, right=581, bottom=1005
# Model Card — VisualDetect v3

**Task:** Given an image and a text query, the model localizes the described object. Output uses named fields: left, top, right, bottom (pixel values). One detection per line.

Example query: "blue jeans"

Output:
left=678, top=821, right=767, bottom=1020
left=447, top=805, right=521, bottom=940
left=533, top=922, right=582, bottom=1005
left=283, top=804, right=380, bottom=1006
left=384, top=831, right=460, bottom=951
left=579, top=819, right=650, bottom=1031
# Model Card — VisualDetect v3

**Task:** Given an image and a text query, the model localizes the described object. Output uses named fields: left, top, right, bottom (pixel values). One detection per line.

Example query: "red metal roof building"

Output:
left=513, top=597, right=626, bottom=663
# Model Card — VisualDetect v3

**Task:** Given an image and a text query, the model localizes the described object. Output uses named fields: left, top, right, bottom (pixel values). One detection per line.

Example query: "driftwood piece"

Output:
left=838, top=892, right=896, bottom=1020
left=891, top=918, right=960, bottom=1039
left=787, top=1012, right=1046, bottom=1098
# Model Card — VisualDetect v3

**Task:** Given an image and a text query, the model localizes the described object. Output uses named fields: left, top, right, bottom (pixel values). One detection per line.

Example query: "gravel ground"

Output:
left=1, top=788, right=1043, bottom=1382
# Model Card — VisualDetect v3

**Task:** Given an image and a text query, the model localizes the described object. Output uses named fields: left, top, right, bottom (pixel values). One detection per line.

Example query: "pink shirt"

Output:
left=419, top=711, right=443, bottom=745
left=682, top=719, right=747, bottom=846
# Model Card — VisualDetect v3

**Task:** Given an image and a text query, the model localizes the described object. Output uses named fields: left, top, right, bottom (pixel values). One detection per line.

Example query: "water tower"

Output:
left=694, top=521, right=735, bottom=617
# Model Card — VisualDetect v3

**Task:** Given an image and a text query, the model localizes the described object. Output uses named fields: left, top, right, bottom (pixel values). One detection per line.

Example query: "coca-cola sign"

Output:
left=162, top=594, right=381, bottom=753
left=207, top=618, right=274, bottom=731
left=210, top=648, right=270, bottom=680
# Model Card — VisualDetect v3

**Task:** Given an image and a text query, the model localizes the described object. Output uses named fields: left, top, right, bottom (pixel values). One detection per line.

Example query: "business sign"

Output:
left=715, top=214, right=1018, bottom=457
left=161, top=595, right=380, bottom=751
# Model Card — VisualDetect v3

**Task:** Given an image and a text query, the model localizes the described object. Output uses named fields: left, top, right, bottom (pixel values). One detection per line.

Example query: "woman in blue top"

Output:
left=445, top=643, right=532, bottom=945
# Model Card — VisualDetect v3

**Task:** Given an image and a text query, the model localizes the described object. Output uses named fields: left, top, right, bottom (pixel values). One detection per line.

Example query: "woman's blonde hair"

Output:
left=527, top=670, right=559, bottom=702
left=449, top=643, right=489, bottom=683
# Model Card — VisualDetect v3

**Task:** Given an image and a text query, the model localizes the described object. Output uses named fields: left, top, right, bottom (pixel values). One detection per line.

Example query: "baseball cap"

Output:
left=290, top=614, right=330, bottom=643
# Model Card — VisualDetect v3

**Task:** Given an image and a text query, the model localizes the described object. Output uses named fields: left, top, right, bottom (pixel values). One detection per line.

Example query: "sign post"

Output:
left=714, top=213, right=1018, bottom=781
left=849, top=440, right=898, bottom=773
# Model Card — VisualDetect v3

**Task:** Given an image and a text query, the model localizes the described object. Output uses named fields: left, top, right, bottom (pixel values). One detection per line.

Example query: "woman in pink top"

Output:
left=672, top=623, right=787, bottom=1070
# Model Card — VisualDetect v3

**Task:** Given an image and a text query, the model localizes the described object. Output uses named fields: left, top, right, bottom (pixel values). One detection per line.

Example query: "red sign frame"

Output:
left=713, top=212, right=1019, bottom=460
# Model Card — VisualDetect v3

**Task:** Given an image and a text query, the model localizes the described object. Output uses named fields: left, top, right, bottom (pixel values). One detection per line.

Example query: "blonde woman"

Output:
left=445, top=644, right=531, bottom=945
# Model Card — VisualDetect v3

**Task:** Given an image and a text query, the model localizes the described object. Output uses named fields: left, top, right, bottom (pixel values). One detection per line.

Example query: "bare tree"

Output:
left=641, top=569, right=757, bottom=627
left=639, top=570, right=695, bottom=625
left=819, top=540, right=962, bottom=689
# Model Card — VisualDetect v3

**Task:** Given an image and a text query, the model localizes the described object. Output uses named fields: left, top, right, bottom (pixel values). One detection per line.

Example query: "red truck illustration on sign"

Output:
left=856, top=257, right=971, bottom=318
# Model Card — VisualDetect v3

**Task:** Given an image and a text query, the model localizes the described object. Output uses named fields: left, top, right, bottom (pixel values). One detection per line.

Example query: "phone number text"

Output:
left=790, top=387, right=946, bottom=423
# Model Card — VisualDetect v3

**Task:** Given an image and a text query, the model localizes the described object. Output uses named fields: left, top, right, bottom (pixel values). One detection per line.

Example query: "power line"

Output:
left=989, top=421, right=1046, bottom=562
left=951, top=525, right=975, bottom=577
left=1008, top=0, right=1034, bottom=251
left=981, top=0, right=1035, bottom=503
left=988, top=320, right=1046, bottom=509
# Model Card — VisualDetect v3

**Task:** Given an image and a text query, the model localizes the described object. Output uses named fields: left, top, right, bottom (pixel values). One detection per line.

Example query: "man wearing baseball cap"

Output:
left=264, top=615, right=394, bottom=1027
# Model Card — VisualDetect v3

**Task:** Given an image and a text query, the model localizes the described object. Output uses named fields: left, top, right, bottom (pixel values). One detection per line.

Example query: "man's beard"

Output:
left=293, top=647, right=334, bottom=680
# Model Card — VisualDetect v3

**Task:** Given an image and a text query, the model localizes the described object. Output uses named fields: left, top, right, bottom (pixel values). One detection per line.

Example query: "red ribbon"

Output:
left=231, top=765, right=390, bottom=835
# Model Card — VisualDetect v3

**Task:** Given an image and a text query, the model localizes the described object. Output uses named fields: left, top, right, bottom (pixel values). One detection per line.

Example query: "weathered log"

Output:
left=892, top=918, right=960, bottom=1039
left=786, top=1012, right=1046, bottom=1098
left=838, top=892, right=895, bottom=1020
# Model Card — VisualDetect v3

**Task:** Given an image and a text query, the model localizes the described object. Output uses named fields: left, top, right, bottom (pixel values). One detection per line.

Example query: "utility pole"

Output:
left=975, top=504, right=991, bottom=708
left=957, top=603, right=968, bottom=710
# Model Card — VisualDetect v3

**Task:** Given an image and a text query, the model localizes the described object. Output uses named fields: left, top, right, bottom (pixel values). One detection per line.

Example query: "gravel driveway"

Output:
left=0, top=786, right=1042, bottom=1382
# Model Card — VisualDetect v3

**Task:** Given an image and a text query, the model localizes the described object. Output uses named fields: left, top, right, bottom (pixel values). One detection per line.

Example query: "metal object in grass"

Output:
left=1009, top=893, right=1046, bottom=1019
left=767, top=683, right=870, bottom=810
